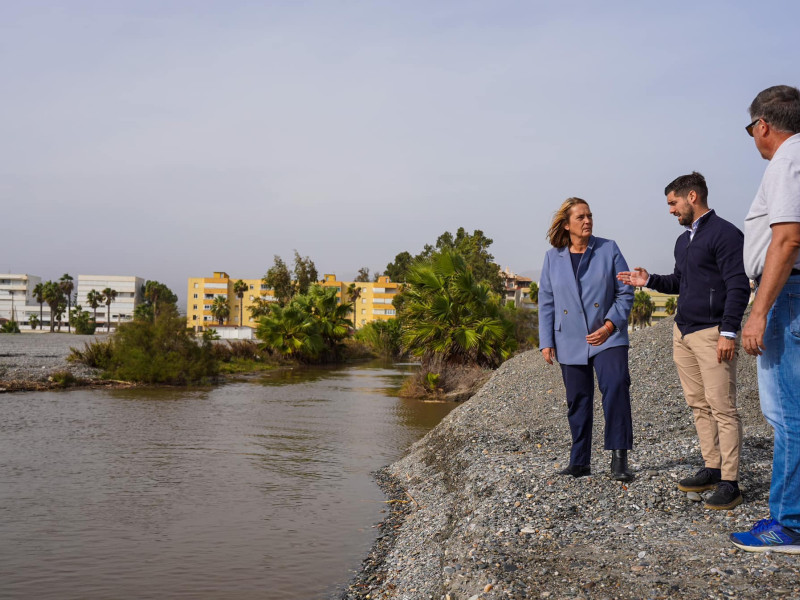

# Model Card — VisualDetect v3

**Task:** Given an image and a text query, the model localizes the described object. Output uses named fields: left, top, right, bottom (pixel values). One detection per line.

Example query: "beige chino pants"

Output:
left=672, top=323, right=742, bottom=482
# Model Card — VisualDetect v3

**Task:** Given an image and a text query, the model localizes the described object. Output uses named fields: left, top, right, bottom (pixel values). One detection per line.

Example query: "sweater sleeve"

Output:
left=647, top=237, right=682, bottom=294
left=716, top=226, right=750, bottom=334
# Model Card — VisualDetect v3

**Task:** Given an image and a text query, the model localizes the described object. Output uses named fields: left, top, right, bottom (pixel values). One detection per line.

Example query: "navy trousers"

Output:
left=559, top=345, right=633, bottom=467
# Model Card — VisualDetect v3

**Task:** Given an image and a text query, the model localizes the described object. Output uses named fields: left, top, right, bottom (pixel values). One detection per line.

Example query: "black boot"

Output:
left=610, top=450, right=633, bottom=482
left=557, top=464, right=591, bottom=477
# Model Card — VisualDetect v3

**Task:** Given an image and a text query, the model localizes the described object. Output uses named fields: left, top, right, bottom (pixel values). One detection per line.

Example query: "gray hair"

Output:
left=749, top=85, right=800, bottom=134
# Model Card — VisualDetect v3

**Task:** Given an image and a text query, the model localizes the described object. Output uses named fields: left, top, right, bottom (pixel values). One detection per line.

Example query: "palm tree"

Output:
left=42, top=281, right=64, bottom=333
left=29, top=314, right=40, bottom=330
left=527, top=281, right=539, bottom=304
left=306, top=285, right=352, bottom=358
left=629, top=290, right=655, bottom=329
left=399, top=251, right=515, bottom=368
left=102, top=288, right=118, bottom=332
left=233, top=280, right=249, bottom=327
left=255, top=302, right=324, bottom=360
left=59, top=274, right=74, bottom=333
left=664, top=296, right=677, bottom=316
left=32, top=282, right=45, bottom=328
left=86, top=289, right=103, bottom=326
left=346, top=283, right=362, bottom=330
left=210, top=296, right=230, bottom=326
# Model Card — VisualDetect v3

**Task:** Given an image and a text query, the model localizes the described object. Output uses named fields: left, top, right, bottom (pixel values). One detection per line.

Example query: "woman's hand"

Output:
left=586, top=321, right=613, bottom=346
left=541, top=347, right=556, bottom=365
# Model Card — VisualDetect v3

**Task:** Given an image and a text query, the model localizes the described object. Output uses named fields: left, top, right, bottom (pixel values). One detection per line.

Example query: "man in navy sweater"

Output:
left=618, top=172, right=750, bottom=509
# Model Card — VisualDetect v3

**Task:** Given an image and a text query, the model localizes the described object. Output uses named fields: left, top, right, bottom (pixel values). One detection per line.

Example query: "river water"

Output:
left=0, top=363, right=456, bottom=599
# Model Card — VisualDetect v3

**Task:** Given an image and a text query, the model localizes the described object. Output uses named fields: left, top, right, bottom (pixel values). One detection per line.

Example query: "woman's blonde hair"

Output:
left=546, top=197, right=589, bottom=248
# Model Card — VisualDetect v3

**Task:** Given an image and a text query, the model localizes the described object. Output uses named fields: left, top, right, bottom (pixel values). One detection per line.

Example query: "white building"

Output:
left=76, top=275, right=144, bottom=329
left=0, top=274, right=44, bottom=326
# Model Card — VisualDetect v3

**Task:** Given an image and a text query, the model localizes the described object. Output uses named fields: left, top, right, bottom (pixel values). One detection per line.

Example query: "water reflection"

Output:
left=0, top=363, right=457, bottom=599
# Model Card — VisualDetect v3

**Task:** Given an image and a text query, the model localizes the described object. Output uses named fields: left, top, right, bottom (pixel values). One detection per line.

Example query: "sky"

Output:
left=2, top=1, right=798, bottom=306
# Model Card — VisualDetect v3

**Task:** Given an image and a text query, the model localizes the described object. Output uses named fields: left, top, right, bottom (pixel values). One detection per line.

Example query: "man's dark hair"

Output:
left=749, top=85, right=800, bottom=134
left=665, top=171, right=708, bottom=204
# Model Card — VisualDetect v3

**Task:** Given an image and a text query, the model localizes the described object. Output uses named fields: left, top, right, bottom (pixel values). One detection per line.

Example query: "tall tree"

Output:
left=42, top=281, right=64, bottom=333
left=355, top=267, right=370, bottom=282
left=384, top=251, right=413, bottom=282
left=59, top=274, right=74, bottom=333
left=293, top=251, right=318, bottom=296
left=528, top=281, right=539, bottom=304
left=210, top=296, right=230, bottom=326
left=233, top=280, right=249, bottom=327
left=102, top=288, right=118, bottom=333
left=346, top=283, right=362, bottom=330
left=386, top=228, right=503, bottom=293
left=264, top=255, right=294, bottom=306
left=142, top=280, right=178, bottom=319
left=664, top=296, right=677, bottom=316
left=629, top=290, right=655, bottom=329
left=86, top=289, right=103, bottom=326
left=32, top=282, right=45, bottom=328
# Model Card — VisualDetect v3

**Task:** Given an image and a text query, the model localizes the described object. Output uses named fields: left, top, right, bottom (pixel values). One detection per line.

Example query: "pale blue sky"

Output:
left=2, top=1, right=798, bottom=304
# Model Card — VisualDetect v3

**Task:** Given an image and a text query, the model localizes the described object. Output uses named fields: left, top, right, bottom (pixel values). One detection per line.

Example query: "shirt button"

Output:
left=563, top=309, right=568, bottom=314
left=594, top=303, right=599, bottom=307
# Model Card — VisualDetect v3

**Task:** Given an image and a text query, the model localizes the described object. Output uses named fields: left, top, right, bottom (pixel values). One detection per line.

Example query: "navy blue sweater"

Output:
left=648, top=210, right=750, bottom=336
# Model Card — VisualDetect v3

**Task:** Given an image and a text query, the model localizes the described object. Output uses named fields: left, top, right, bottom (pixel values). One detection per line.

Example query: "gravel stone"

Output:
left=341, top=315, right=799, bottom=599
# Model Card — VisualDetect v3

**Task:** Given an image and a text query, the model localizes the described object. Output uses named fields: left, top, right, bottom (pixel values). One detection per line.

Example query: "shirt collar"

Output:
left=685, top=209, right=714, bottom=234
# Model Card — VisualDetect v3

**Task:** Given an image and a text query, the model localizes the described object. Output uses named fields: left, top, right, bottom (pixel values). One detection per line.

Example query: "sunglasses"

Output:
left=746, top=118, right=762, bottom=137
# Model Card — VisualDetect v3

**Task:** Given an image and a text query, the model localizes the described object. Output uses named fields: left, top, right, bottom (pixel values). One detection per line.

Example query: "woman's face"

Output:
left=564, top=203, right=593, bottom=241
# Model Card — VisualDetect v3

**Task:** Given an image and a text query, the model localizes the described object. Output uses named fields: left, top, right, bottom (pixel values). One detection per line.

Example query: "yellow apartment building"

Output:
left=187, top=271, right=401, bottom=332
left=320, top=274, right=400, bottom=329
left=641, top=289, right=679, bottom=322
left=186, top=271, right=276, bottom=331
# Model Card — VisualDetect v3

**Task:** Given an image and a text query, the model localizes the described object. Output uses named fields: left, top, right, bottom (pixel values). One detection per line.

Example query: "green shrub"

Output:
left=68, top=338, right=114, bottom=369
left=49, top=371, right=78, bottom=387
left=69, top=307, right=218, bottom=384
left=0, top=320, right=20, bottom=333
left=354, top=320, right=403, bottom=358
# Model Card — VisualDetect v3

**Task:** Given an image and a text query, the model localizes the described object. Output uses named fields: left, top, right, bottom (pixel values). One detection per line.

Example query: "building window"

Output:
left=193, top=294, right=198, bottom=299
left=192, top=315, right=197, bottom=320
left=193, top=305, right=197, bottom=310
left=249, top=285, right=254, bottom=290
left=194, top=283, right=199, bottom=288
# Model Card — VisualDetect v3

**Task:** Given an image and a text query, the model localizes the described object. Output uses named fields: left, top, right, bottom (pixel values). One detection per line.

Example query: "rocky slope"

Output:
left=343, top=316, right=799, bottom=599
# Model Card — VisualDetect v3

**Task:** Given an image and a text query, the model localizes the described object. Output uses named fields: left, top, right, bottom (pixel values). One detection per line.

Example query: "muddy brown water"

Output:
left=0, top=362, right=457, bottom=599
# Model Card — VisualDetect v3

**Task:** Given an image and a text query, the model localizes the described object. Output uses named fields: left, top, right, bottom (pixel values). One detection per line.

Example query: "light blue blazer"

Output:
left=538, top=236, right=633, bottom=365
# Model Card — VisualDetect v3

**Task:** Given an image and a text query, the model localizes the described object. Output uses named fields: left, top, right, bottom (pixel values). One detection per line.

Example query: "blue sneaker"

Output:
left=730, top=518, right=800, bottom=554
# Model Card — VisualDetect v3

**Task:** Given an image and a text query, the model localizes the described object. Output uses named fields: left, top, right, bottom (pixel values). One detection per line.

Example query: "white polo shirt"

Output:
left=743, top=133, right=800, bottom=279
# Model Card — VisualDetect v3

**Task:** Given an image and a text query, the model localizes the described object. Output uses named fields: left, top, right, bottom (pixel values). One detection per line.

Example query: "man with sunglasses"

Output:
left=730, top=85, right=800, bottom=554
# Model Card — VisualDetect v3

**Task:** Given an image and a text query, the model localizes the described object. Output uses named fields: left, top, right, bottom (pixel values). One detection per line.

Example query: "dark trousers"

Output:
left=559, top=345, right=633, bottom=466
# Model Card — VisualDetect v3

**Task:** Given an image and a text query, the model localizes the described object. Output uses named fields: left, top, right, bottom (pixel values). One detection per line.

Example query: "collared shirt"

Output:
left=744, top=133, right=800, bottom=279
left=687, top=210, right=712, bottom=241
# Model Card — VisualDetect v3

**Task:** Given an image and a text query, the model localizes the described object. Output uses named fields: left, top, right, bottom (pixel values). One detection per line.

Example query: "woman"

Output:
left=538, top=197, right=634, bottom=481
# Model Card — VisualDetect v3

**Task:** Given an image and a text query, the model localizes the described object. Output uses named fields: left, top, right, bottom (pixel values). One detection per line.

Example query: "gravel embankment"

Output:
left=343, top=316, right=798, bottom=600
left=0, top=333, right=105, bottom=389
